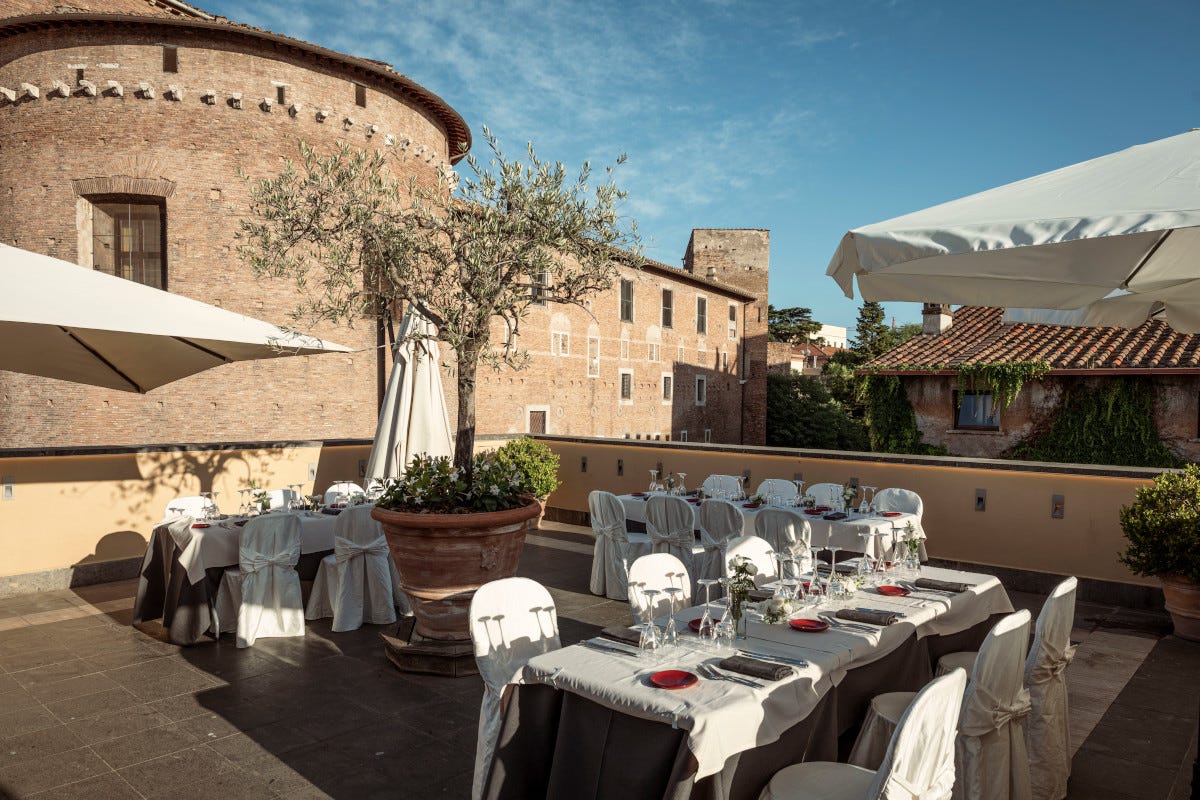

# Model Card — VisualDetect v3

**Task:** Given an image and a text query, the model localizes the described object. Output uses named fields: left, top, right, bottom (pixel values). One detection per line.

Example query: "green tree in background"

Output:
left=768, top=305, right=823, bottom=345
left=766, top=373, right=868, bottom=451
left=851, top=300, right=892, bottom=361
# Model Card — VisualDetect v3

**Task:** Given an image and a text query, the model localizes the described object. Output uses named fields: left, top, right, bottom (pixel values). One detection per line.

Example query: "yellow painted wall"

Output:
left=0, top=443, right=369, bottom=578
left=540, top=439, right=1159, bottom=587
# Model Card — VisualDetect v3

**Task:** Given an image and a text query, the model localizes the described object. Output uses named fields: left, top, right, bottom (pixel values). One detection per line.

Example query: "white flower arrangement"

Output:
left=757, top=595, right=795, bottom=624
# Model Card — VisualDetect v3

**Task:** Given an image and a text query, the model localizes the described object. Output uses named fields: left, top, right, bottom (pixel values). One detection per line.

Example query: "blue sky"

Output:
left=208, top=0, right=1200, bottom=331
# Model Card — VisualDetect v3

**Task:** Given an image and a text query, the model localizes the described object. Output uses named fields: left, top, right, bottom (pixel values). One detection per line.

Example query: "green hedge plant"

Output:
left=1119, top=464, right=1200, bottom=584
left=494, top=436, right=560, bottom=501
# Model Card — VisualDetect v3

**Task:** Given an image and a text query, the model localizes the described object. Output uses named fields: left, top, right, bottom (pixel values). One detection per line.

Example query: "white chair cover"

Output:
left=1025, top=577, right=1077, bottom=800
left=304, top=505, right=408, bottom=632
left=645, top=494, right=696, bottom=578
left=588, top=490, right=651, bottom=601
left=164, top=495, right=213, bottom=519
left=323, top=481, right=365, bottom=503
left=215, top=513, right=305, bottom=648
left=265, top=488, right=301, bottom=510
left=805, top=482, right=844, bottom=507
left=754, top=507, right=811, bottom=553
left=760, top=668, right=969, bottom=800
left=875, top=488, right=926, bottom=536
left=954, top=610, right=1033, bottom=800
left=628, top=552, right=691, bottom=622
left=695, top=499, right=745, bottom=588
left=724, top=535, right=777, bottom=587
left=469, top=577, right=560, bottom=800
left=702, top=474, right=743, bottom=498
left=755, top=478, right=799, bottom=502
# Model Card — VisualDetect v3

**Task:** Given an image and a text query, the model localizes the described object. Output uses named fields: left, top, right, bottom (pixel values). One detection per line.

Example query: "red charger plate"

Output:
left=650, top=669, right=698, bottom=689
left=632, top=492, right=647, bottom=497
left=882, top=511, right=902, bottom=517
left=789, top=618, right=830, bottom=633
left=743, top=502, right=761, bottom=509
left=191, top=523, right=211, bottom=529
left=688, top=617, right=720, bottom=633
left=876, top=585, right=911, bottom=597
left=804, top=509, right=822, bottom=515
left=812, top=506, right=832, bottom=512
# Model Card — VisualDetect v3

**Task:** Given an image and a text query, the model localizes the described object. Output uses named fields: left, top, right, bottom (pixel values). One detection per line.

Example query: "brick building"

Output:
left=867, top=305, right=1200, bottom=461
left=0, top=2, right=770, bottom=451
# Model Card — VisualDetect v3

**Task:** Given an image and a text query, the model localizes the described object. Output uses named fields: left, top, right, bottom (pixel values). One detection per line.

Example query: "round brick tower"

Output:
left=0, top=7, right=470, bottom=447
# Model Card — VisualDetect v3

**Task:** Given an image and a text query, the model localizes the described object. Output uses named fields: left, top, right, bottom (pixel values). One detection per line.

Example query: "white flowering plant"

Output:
left=841, top=483, right=859, bottom=506
left=757, top=595, right=795, bottom=624
left=726, top=555, right=759, bottom=623
left=376, top=451, right=528, bottom=514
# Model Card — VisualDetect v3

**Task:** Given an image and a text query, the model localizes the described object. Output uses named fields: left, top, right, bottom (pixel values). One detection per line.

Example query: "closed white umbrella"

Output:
left=827, top=129, right=1200, bottom=329
left=364, top=306, right=453, bottom=482
left=0, top=243, right=349, bottom=392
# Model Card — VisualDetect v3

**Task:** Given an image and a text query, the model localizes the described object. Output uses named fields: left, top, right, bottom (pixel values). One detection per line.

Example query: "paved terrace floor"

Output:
left=0, top=523, right=1196, bottom=800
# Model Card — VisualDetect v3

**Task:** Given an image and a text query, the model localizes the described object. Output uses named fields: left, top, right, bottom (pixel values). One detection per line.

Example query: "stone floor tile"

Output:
left=0, top=724, right=86, bottom=769
left=0, top=745, right=109, bottom=796
left=27, top=770, right=143, bottom=800
left=25, top=670, right=120, bottom=703
left=10, top=658, right=99, bottom=691
left=143, top=763, right=282, bottom=800
left=0, top=686, right=40, bottom=713
left=0, top=705, right=59, bottom=740
left=44, top=686, right=139, bottom=723
left=0, top=645, right=78, bottom=674
left=1069, top=751, right=1179, bottom=798
left=89, top=720, right=209, bottom=770
left=65, top=702, right=172, bottom=745
left=116, top=743, right=235, bottom=797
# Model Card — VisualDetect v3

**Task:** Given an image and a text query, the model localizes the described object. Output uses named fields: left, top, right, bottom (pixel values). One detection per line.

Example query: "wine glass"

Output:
left=235, top=489, right=248, bottom=516
left=697, top=578, right=719, bottom=644
left=662, top=587, right=683, bottom=647
left=648, top=470, right=659, bottom=493
left=791, top=479, right=805, bottom=506
left=638, top=588, right=663, bottom=657
left=677, top=472, right=687, bottom=495
left=737, top=475, right=748, bottom=501
left=862, top=486, right=878, bottom=514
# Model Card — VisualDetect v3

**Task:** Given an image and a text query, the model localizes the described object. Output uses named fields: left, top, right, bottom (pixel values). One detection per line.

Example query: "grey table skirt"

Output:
left=132, top=524, right=330, bottom=646
left=484, top=614, right=1002, bottom=800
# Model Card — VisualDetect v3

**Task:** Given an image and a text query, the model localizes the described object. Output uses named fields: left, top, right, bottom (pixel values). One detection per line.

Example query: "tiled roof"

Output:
left=0, top=0, right=210, bottom=18
left=867, top=306, right=1200, bottom=372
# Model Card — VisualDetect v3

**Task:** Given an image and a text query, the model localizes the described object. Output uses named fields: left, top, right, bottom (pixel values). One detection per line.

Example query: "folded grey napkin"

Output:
left=822, top=512, right=848, bottom=520
left=599, top=626, right=642, bottom=646
left=321, top=507, right=342, bottom=516
left=718, top=655, right=791, bottom=681
left=836, top=608, right=899, bottom=626
left=914, top=577, right=971, bottom=593
left=748, top=589, right=774, bottom=602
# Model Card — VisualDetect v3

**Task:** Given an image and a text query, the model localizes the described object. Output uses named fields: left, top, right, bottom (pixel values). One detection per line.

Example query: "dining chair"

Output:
left=305, top=504, right=409, bottom=632
left=323, top=481, right=365, bottom=504
left=754, top=478, right=799, bottom=503
left=265, top=487, right=301, bottom=510
left=469, top=577, right=560, bottom=800
left=803, top=482, right=844, bottom=506
left=753, top=506, right=811, bottom=555
left=850, top=611, right=1034, bottom=800
left=696, top=498, right=745, bottom=591
left=1024, top=577, right=1078, bottom=800
left=874, top=488, right=928, bottom=558
left=724, top=534, right=777, bottom=586
left=645, top=494, right=697, bottom=579
left=702, top=474, right=743, bottom=498
left=759, top=668, right=968, bottom=800
left=163, top=495, right=213, bottom=519
left=213, top=512, right=306, bottom=648
left=588, top=490, right=652, bottom=601
left=628, top=552, right=692, bottom=622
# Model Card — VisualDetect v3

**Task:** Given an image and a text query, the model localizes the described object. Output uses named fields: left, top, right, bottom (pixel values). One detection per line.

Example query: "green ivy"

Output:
left=1008, top=379, right=1181, bottom=468
left=956, top=361, right=1051, bottom=409
left=858, top=374, right=946, bottom=455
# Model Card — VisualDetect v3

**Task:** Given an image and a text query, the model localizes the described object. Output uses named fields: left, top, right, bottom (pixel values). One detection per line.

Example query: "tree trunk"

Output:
left=455, top=350, right=478, bottom=480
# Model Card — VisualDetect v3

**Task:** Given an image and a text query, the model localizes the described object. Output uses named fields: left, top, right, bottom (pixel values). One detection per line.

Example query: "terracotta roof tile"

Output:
left=866, top=306, right=1200, bottom=372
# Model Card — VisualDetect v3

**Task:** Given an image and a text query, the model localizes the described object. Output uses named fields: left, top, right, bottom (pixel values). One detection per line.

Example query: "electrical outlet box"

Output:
left=1, top=477, right=12, bottom=501
left=1052, top=494, right=1065, bottom=519
left=617, top=459, right=624, bottom=477
left=581, top=456, right=587, bottom=473
left=307, top=463, right=317, bottom=481
left=975, top=489, right=986, bottom=512
left=358, top=459, right=366, bottom=478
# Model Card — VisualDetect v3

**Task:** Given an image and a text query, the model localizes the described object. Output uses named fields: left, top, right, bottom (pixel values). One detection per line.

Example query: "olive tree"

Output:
left=237, top=127, right=641, bottom=477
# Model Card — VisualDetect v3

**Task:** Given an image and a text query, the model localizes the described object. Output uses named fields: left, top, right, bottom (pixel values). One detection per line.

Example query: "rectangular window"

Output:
left=587, top=336, right=600, bottom=378
left=528, top=409, right=547, bottom=435
left=695, top=375, right=707, bottom=406
left=529, top=271, right=550, bottom=305
left=662, top=374, right=673, bottom=401
left=954, top=390, right=1000, bottom=430
left=696, top=296, right=707, bottom=335
left=703, top=428, right=712, bottom=443
left=728, top=304, right=738, bottom=339
left=619, top=370, right=633, bottom=401
left=647, top=342, right=660, bottom=362
left=276, top=85, right=287, bottom=105
left=354, top=82, right=367, bottom=107
left=162, top=46, right=178, bottom=73
left=90, top=200, right=166, bottom=289
left=679, top=430, right=688, bottom=442
left=620, top=279, right=634, bottom=322
left=678, top=342, right=685, bottom=363
left=662, top=289, right=673, bottom=328
left=722, top=351, right=728, bottom=371
left=551, top=331, right=569, bottom=356
left=620, top=338, right=630, bottom=360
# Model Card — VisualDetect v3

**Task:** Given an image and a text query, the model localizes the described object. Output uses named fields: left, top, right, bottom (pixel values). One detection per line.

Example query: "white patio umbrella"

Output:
left=0, top=244, right=349, bottom=392
left=364, top=306, right=453, bottom=482
left=826, top=129, right=1200, bottom=330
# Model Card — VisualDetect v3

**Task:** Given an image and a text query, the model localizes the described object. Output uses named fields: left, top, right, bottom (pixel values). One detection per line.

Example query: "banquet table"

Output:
left=619, top=494, right=923, bottom=559
left=484, top=566, right=1013, bottom=800
left=132, top=509, right=341, bottom=645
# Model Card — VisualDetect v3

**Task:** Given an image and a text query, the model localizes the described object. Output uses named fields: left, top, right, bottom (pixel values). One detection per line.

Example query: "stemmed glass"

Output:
left=649, top=470, right=661, bottom=493
left=288, top=484, right=305, bottom=510
left=638, top=588, right=663, bottom=657
left=713, top=578, right=736, bottom=648
left=677, top=473, right=687, bottom=495
left=662, top=586, right=683, bottom=647
left=236, top=489, right=248, bottom=516
left=737, top=475, right=748, bottom=501
left=861, top=486, right=878, bottom=514
left=697, top=578, right=720, bottom=645
left=791, top=480, right=805, bottom=507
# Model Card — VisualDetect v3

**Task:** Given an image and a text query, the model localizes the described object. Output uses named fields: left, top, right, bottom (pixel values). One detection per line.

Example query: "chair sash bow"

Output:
left=242, top=549, right=298, bottom=574
left=885, top=765, right=955, bottom=800
left=594, top=522, right=630, bottom=545
left=335, top=534, right=390, bottom=564
left=961, top=686, right=1032, bottom=735
left=1029, top=642, right=1076, bottom=683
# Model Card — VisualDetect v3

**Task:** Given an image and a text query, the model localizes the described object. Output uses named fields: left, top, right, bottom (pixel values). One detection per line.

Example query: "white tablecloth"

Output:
left=162, top=510, right=339, bottom=584
left=619, top=494, right=922, bottom=558
left=520, top=566, right=1012, bottom=780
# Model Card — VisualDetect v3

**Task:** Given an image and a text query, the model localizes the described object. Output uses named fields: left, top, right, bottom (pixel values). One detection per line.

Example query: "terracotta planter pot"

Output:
left=372, top=499, right=540, bottom=642
left=1161, top=574, right=1200, bottom=642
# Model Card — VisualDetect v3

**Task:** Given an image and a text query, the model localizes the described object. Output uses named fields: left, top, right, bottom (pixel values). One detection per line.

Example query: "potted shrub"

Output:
left=494, top=436, right=561, bottom=527
left=239, top=127, right=640, bottom=661
left=1119, top=464, right=1200, bottom=641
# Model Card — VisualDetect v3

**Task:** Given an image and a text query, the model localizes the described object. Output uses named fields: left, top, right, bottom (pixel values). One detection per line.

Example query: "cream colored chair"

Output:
left=754, top=478, right=799, bottom=503
left=804, top=482, right=844, bottom=507
left=850, top=611, right=1033, bottom=800
left=323, top=481, right=365, bottom=503
left=214, top=513, right=305, bottom=648
left=645, top=494, right=697, bottom=579
left=628, top=552, right=692, bottom=622
left=695, top=498, right=745, bottom=589
left=759, top=668, right=968, bottom=800
left=702, top=474, right=743, bottom=498
left=469, top=577, right=560, bottom=800
left=588, top=490, right=652, bottom=601
left=305, top=504, right=408, bottom=632
left=1025, top=578, right=1077, bottom=800
left=724, top=534, right=777, bottom=587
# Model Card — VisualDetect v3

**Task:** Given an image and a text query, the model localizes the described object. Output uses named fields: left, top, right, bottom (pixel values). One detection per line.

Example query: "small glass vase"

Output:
left=730, top=597, right=749, bottom=640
